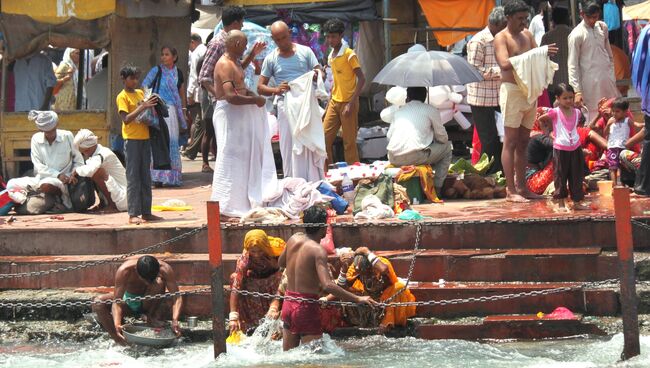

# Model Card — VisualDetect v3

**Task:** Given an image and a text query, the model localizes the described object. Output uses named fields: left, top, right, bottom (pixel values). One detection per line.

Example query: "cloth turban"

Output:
left=28, top=110, right=58, bottom=132
left=74, top=129, right=99, bottom=149
left=243, top=229, right=286, bottom=257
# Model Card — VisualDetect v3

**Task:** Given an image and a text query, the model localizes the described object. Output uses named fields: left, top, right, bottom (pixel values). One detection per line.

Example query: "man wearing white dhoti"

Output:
left=568, top=1, right=619, bottom=122
left=211, top=30, right=278, bottom=217
left=257, top=21, right=322, bottom=180
left=6, top=110, right=84, bottom=210
left=72, top=129, right=128, bottom=212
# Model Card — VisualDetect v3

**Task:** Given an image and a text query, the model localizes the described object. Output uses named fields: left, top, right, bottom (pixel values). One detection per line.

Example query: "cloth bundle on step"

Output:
left=354, top=194, right=394, bottom=220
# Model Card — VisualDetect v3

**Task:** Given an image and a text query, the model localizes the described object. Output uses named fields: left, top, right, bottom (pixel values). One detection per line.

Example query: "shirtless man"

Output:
left=279, top=206, right=377, bottom=351
left=494, top=0, right=557, bottom=202
left=210, top=30, right=275, bottom=217
left=92, top=256, right=182, bottom=345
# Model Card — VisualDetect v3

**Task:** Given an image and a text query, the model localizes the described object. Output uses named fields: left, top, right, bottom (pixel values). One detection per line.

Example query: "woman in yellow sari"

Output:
left=327, top=247, right=416, bottom=331
left=54, top=48, right=80, bottom=111
left=229, top=229, right=285, bottom=334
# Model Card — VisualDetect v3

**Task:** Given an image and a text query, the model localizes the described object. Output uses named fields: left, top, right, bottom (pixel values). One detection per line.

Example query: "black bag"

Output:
left=68, top=177, right=96, bottom=212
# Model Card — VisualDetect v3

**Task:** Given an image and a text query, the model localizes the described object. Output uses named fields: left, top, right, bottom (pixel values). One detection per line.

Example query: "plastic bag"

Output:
left=226, top=330, right=245, bottom=345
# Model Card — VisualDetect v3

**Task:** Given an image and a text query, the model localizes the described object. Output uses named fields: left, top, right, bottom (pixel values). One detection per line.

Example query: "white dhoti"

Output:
left=6, top=176, right=72, bottom=209
left=105, top=175, right=128, bottom=211
left=211, top=100, right=277, bottom=217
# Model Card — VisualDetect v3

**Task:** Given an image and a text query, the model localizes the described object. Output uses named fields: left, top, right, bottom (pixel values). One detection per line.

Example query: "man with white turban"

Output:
left=72, top=129, right=128, bottom=212
left=6, top=110, right=84, bottom=212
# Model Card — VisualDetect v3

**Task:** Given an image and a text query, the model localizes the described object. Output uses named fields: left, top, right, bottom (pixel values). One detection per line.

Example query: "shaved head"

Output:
left=225, top=30, right=248, bottom=57
left=226, top=30, right=247, bottom=46
left=270, top=20, right=293, bottom=52
left=270, top=21, right=289, bottom=35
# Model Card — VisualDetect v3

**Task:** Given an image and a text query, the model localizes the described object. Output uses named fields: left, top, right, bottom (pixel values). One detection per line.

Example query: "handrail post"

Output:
left=613, top=186, right=640, bottom=360
left=207, top=201, right=226, bottom=358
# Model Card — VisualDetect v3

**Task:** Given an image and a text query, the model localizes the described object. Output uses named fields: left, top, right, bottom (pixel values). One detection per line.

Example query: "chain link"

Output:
left=0, top=226, right=206, bottom=279
left=632, top=219, right=650, bottom=233
left=383, top=223, right=421, bottom=304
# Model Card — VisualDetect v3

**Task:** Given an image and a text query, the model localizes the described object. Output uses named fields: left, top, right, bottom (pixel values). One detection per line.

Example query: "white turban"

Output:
left=28, top=110, right=59, bottom=132
left=73, top=129, right=98, bottom=149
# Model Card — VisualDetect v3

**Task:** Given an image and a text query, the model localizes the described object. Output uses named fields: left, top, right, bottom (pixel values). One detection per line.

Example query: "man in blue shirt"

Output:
left=14, top=52, right=57, bottom=111
left=257, top=21, right=321, bottom=178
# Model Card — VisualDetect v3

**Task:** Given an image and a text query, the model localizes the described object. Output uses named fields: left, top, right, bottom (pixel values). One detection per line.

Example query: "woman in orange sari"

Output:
left=326, top=247, right=416, bottom=331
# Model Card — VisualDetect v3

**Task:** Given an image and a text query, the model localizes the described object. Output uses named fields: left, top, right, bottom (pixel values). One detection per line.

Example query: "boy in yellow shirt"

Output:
left=323, top=18, right=365, bottom=165
left=116, top=66, right=162, bottom=224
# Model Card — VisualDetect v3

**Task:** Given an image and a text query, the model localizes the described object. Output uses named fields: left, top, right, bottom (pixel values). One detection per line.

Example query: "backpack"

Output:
left=69, top=177, right=96, bottom=212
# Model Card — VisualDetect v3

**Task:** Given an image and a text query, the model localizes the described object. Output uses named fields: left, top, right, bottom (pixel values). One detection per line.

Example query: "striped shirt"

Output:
left=466, top=27, right=501, bottom=107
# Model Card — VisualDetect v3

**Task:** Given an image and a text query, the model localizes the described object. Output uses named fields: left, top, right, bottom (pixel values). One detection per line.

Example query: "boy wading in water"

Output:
left=494, top=0, right=557, bottom=203
left=116, top=66, right=163, bottom=224
left=280, top=206, right=377, bottom=351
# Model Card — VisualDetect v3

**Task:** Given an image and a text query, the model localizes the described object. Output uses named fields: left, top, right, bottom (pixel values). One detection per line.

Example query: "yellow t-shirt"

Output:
left=329, top=47, right=361, bottom=103
left=116, top=89, right=150, bottom=140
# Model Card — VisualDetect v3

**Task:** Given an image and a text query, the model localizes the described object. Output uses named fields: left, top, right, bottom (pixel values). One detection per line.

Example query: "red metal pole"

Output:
left=207, top=201, right=226, bottom=358
left=613, top=186, right=640, bottom=360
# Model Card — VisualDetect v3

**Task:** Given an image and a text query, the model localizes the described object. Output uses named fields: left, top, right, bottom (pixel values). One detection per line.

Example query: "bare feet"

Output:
left=202, top=164, right=213, bottom=173
left=142, top=214, right=163, bottom=222
left=505, top=190, right=530, bottom=203
left=129, top=216, right=143, bottom=225
left=519, top=190, right=545, bottom=200
left=573, top=202, right=591, bottom=211
left=100, top=205, right=120, bottom=214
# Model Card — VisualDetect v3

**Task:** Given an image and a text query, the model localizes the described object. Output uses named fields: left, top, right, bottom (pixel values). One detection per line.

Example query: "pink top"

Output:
left=547, top=107, right=581, bottom=151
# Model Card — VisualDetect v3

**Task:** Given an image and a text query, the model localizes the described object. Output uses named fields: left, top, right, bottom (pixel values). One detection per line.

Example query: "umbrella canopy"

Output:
left=373, top=50, right=483, bottom=87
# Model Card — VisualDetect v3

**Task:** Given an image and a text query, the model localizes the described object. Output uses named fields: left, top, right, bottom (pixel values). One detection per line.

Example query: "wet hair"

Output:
left=191, top=33, right=203, bottom=44
left=612, top=98, right=629, bottom=111
left=551, top=7, right=570, bottom=26
left=553, top=83, right=575, bottom=98
left=323, top=19, right=345, bottom=35
left=582, top=1, right=601, bottom=16
left=222, top=6, right=246, bottom=27
left=353, top=254, right=371, bottom=273
left=119, top=65, right=139, bottom=79
left=136, top=255, right=160, bottom=283
left=407, top=87, right=428, bottom=103
left=303, top=206, right=327, bottom=235
left=488, top=6, right=506, bottom=26
left=503, top=0, right=530, bottom=17
left=161, top=45, right=179, bottom=64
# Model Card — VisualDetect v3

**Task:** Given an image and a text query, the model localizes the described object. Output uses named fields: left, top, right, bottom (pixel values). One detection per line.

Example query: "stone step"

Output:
left=416, top=314, right=607, bottom=340
left=2, top=217, right=649, bottom=256
left=0, top=249, right=631, bottom=289
left=0, top=282, right=620, bottom=320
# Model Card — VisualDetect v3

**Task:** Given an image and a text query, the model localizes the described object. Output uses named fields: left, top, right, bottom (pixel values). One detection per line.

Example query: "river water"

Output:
left=2, top=333, right=650, bottom=368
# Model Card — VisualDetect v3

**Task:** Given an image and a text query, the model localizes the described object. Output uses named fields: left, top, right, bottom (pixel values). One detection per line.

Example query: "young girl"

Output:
left=538, top=84, right=589, bottom=211
left=604, top=98, right=635, bottom=185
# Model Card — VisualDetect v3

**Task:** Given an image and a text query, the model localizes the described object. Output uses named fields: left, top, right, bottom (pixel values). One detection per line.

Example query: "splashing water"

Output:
left=2, top=334, right=650, bottom=368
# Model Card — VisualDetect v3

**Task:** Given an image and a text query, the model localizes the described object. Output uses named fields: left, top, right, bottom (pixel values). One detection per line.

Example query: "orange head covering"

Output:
left=243, top=229, right=286, bottom=257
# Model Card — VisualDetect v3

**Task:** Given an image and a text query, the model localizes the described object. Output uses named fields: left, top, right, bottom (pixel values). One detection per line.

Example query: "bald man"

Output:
left=211, top=31, right=278, bottom=217
left=258, top=21, right=322, bottom=180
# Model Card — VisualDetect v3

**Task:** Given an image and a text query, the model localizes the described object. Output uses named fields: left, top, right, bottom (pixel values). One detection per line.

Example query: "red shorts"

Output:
left=281, top=291, right=322, bottom=336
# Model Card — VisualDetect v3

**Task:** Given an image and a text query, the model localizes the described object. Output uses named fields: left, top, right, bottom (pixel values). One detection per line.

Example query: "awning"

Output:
left=228, top=0, right=380, bottom=26
left=623, top=0, right=650, bottom=21
left=2, top=0, right=116, bottom=25
left=418, top=0, right=495, bottom=47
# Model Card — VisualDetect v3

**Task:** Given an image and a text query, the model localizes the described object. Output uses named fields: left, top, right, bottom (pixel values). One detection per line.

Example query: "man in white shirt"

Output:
left=6, top=110, right=84, bottom=210
left=528, top=1, right=547, bottom=47
left=72, top=129, right=128, bottom=212
left=386, top=87, right=452, bottom=194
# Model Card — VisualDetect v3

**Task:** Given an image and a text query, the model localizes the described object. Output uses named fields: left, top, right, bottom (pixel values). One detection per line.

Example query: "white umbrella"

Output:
left=373, top=49, right=483, bottom=87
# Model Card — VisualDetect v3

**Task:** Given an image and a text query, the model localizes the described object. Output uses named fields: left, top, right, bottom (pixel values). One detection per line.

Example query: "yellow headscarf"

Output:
left=243, top=229, right=286, bottom=257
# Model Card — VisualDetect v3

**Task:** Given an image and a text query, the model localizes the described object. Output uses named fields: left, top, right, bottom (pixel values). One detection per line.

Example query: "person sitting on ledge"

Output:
left=92, top=255, right=182, bottom=345
left=322, top=246, right=416, bottom=333
left=72, top=129, right=127, bottom=213
left=385, top=86, right=452, bottom=195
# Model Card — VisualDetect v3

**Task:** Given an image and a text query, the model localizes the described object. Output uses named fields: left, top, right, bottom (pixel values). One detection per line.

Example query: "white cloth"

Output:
left=568, top=20, right=620, bottom=121
left=239, top=207, right=290, bottom=224
left=74, top=144, right=128, bottom=211
left=211, top=100, right=277, bottom=217
left=386, top=100, right=447, bottom=157
left=6, top=129, right=83, bottom=209
left=529, top=14, right=545, bottom=46
left=282, top=70, right=328, bottom=182
left=607, top=118, right=631, bottom=149
left=28, top=110, right=58, bottom=131
left=187, top=43, right=206, bottom=101
left=264, top=177, right=331, bottom=219
left=73, top=129, right=98, bottom=149
left=509, top=45, right=558, bottom=104
left=354, top=194, right=394, bottom=220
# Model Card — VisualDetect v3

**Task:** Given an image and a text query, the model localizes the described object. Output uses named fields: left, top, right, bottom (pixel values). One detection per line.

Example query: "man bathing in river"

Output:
left=494, top=0, right=558, bottom=202
left=279, top=206, right=377, bottom=351
left=92, top=256, right=183, bottom=345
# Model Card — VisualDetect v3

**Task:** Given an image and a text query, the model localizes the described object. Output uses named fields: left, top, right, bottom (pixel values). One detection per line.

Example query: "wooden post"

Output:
left=383, top=0, right=391, bottom=65
left=613, top=186, right=640, bottom=360
left=207, top=201, right=226, bottom=358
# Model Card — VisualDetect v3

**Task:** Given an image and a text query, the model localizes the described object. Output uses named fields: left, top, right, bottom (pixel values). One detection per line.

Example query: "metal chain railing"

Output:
left=383, top=222, right=421, bottom=304
left=632, top=219, right=650, bottom=233
left=0, top=226, right=206, bottom=279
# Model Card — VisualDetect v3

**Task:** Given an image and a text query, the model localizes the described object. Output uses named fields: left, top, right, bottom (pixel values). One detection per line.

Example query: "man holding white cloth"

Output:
left=258, top=21, right=324, bottom=181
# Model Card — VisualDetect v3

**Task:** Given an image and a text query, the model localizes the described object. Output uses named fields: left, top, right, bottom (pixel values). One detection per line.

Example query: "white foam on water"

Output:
left=2, top=333, right=650, bottom=368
